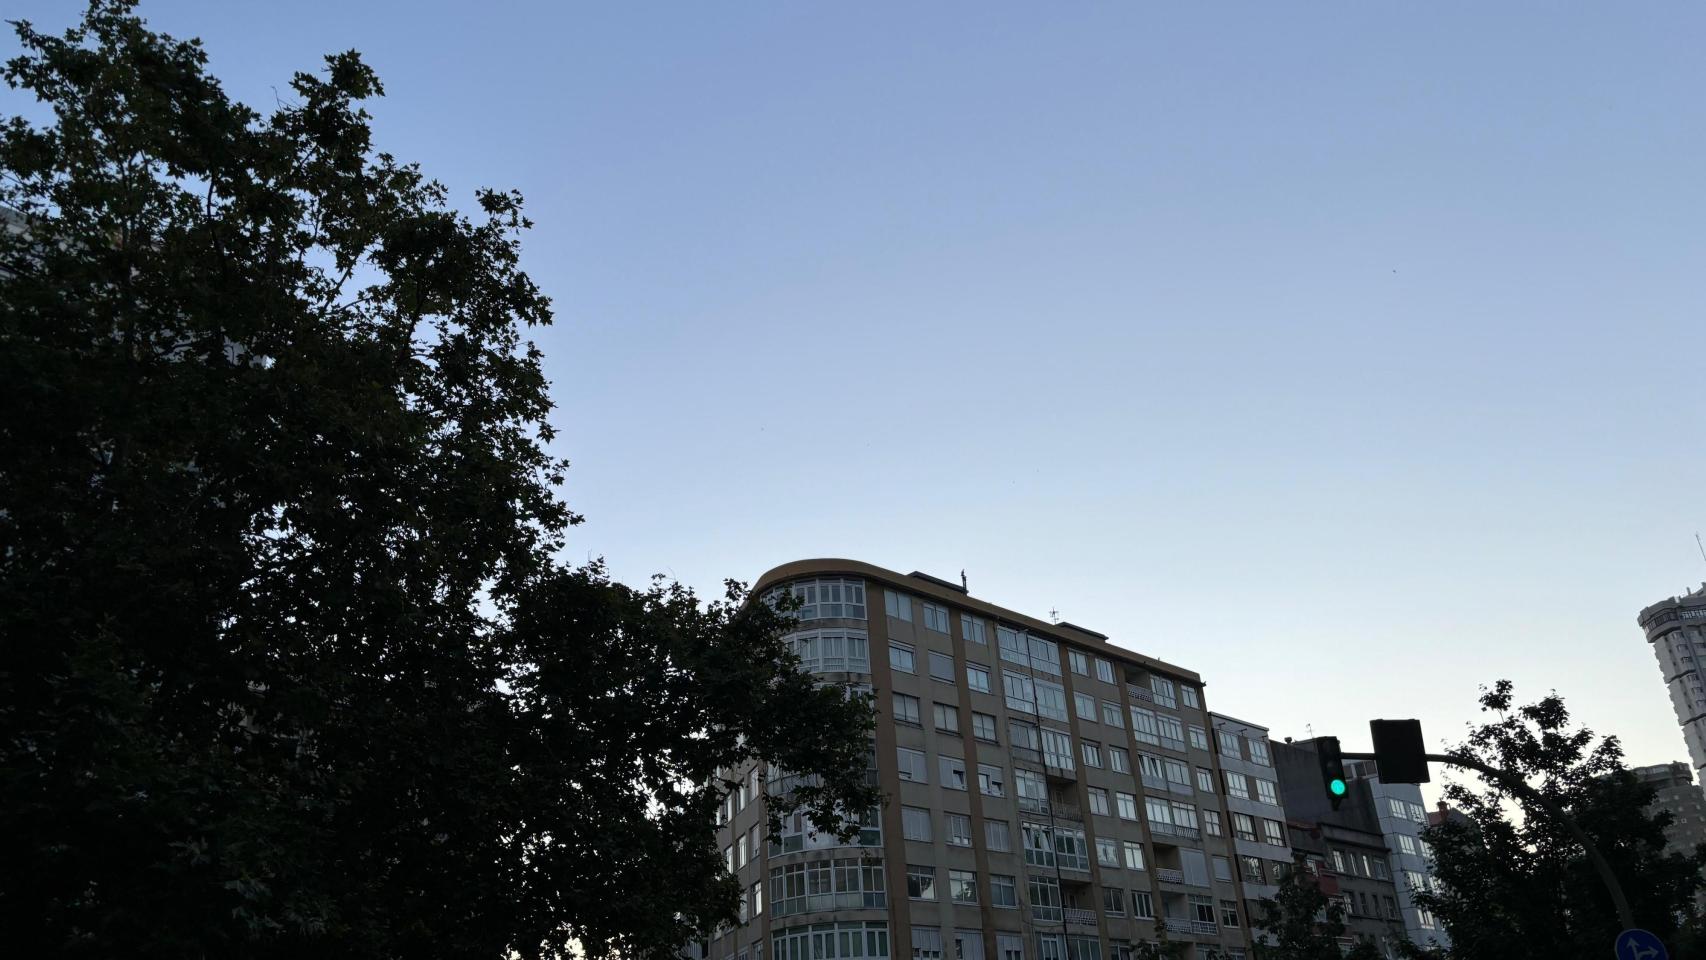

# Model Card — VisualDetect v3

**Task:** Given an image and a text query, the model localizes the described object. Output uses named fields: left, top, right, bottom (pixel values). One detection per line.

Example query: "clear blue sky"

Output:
left=12, top=2, right=1706, bottom=790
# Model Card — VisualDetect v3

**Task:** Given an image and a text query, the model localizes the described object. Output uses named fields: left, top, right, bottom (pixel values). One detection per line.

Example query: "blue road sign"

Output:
left=1616, top=929, right=1667, bottom=960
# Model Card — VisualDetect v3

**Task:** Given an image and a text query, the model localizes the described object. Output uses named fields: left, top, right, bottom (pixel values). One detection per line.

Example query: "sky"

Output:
left=10, top=2, right=1706, bottom=797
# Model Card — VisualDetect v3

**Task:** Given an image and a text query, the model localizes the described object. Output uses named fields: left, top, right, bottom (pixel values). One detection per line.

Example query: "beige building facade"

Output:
left=707, top=559, right=1295, bottom=960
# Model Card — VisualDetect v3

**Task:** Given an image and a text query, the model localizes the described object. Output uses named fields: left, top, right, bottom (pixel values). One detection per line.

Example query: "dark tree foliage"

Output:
left=1245, top=856, right=1380, bottom=960
left=1415, top=681, right=1706, bottom=960
left=0, top=3, right=879, bottom=958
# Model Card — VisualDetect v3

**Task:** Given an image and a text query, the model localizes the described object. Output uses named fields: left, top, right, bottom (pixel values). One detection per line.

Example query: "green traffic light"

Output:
left=1330, top=778, right=1347, bottom=797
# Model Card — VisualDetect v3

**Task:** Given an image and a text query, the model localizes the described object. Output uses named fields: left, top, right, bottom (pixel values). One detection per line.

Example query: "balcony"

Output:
left=1012, top=746, right=1043, bottom=764
left=1063, top=908, right=1097, bottom=926
left=1154, top=868, right=1185, bottom=885
left=1050, top=800, right=1083, bottom=821
left=1031, top=904, right=1063, bottom=923
left=1191, top=921, right=1217, bottom=935
left=1126, top=684, right=1156, bottom=704
left=1149, top=821, right=1202, bottom=842
left=1159, top=736, right=1188, bottom=753
left=1058, top=862, right=1093, bottom=883
left=1044, top=761, right=1078, bottom=783
left=1162, top=918, right=1190, bottom=935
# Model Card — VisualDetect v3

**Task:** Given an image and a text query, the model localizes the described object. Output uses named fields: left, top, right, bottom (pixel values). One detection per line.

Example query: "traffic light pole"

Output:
left=1340, top=750, right=1634, bottom=931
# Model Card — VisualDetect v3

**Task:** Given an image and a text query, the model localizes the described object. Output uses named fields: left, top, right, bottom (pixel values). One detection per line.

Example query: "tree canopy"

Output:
left=1415, top=680, right=1706, bottom=959
left=0, top=3, right=878, bottom=957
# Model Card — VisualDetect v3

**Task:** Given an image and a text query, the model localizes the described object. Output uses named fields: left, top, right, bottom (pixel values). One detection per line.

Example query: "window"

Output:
left=1225, top=772, right=1250, bottom=799
left=1213, top=856, right=1233, bottom=882
left=1156, top=715, right=1185, bottom=748
left=772, top=921, right=889, bottom=958
left=1123, top=840, right=1145, bottom=870
left=1331, top=850, right=1346, bottom=873
left=1139, top=752, right=1165, bottom=782
left=769, top=859, right=889, bottom=915
left=997, top=626, right=1029, bottom=666
left=1171, top=802, right=1199, bottom=832
left=893, top=693, right=921, bottom=725
left=1034, top=679, right=1069, bottom=721
left=1130, top=707, right=1159, bottom=745
left=945, top=814, right=972, bottom=847
left=1041, top=728, right=1075, bottom=772
left=1074, top=692, right=1097, bottom=721
left=902, top=806, right=932, bottom=841
left=1094, top=837, right=1120, bottom=868
left=1108, top=746, right=1130, bottom=774
left=1009, top=720, right=1040, bottom=755
left=1096, top=658, right=1116, bottom=683
left=1029, top=636, right=1061, bottom=675
left=753, top=880, right=763, bottom=916
left=1373, top=857, right=1390, bottom=880
left=913, top=927, right=943, bottom=960
left=940, top=756, right=967, bottom=791
left=978, top=763, right=1005, bottom=797
left=928, top=651, right=955, bottom=682
left=1232, top=813, right=1257, bottom=842
left=886, top=591, right=914, bottom=622
left=1116, top=792, right=1138, bottom=820
left=766, top=578, right=868, bottom=621
left=1101, top=701, right=1124, bottom=728
left=782, top=629, right=872, bottom=674
left=1087, top=787, right=1110, bottom=816
left=897, top=748, right=927, bottom=783
left=953, top=931, right=984, bottom=960
left=961, top=615, right=987, bottom=645
left=1002, top=671, right=1035, bottom=713
left=934, top=702, right=959, bottom=732
left=1022, top=822, right=1055, bottom=868
left=1191, top=895, right=1216, bottom=926
left=1102, top=886, right=1125, bottom=916
left=1028, top=876, right=1062, bottom=922
left=1361, top=854, right=1373, bottom=877
left=971, top=712, right=998, bottom=742
left=1240, top=855, right=1263, bottom=882
left=985, top=819, right=1011, bottom=851
left=922, top=602, right=951, bottom=633
left=1196, top=768, right=1215, bottom=792
left=1069, top=650, right=1090, bottom=675
left=1255, top=778, right=1278, bottom=806
left=966, top=663, right=992, bottom=693
left=1409, top=802, right=1428, bottom=824
left=1015, top=769, right=1047, bottom=812
left=1263, top=819, right=1285, bottom=846
left=1202, top=810, right=1223, bottom=836
left=738, top=834, right=749, bottom=867
left=1218, top=730, right=1242, bottom=756
left=1163, top=759, right=1191, bottom=789
left=1150, top=677, right=1177, bottom=708
left=1067, top=936, right=1100, bottom=960
left=1389, top=798, right=1408, bottom=819
left=1131, top=890, right=1154, bottom=919
left=1181, top=685, right=1201, bottom=709
left=890, top=643, right=916, bottom=674
left=1397, top=834, right=1418, bottom=855
left=1189, top=725, right=1210, bottom=751
left=1248, top=738, right=1270, bottom=765
left=991, top=875, right=1018, bottom=908
left=906, top=865, right=936, bottom=900
left=1081, top=740, right=1104, bottom=768
left=1220, top=901, right=1239, bottom=927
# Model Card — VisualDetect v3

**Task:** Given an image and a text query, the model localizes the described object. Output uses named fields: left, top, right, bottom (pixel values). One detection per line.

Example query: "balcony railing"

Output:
left=1126, top=684, right=1156, bottom=704
left=1141, top=773, right=1168, bottom=791
left=1162, top=918, right=1190, bottom=935
left=1012, top=746, right=1043, bottom=764
left=1050, top=800, right=1083, bottom=821
left=1063, top=908, right=1097, bottom=926
left=1044, top=760, right=1077, bottom=782
left=1190, top=921, right=1217, bottom=935
left=1154, top=868, right=1185, bottom=884
left=1159, top=735, right=1188, bottom=753
left=1149, top=821, right=1202, bottom=841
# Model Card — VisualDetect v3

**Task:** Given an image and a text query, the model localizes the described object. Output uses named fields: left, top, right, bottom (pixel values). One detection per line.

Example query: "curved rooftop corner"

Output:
left=753, top=556, right=1201, bottom=684
left=1638, top=581, right=1706, bottom=638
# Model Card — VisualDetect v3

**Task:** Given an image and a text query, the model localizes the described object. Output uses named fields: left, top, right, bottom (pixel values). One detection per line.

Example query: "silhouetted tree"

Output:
left=1415, top=680, right=1706, bottom=959
left=0, top=4, right=878, bottom=958
left=1243, top=855, right=1380, bottom=960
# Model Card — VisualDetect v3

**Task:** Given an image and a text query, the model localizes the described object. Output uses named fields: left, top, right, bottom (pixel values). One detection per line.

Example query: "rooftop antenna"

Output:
left=961, top=569, right=967, bottom=592
left=1049, top=607, right=1060, bottom=624
left=1696, top=533, right=1705, bottom=565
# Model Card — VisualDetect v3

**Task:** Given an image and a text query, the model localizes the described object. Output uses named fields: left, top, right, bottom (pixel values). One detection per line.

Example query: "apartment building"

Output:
left=707, top=559, right=1291, bottom=960
left=1284, top=820, right=1407, bottom=958
left=1208, top=713, right=1293, bottom=944
left=1272, top=743, right=1449, bottom=952
left=1638, top=584, right=1706, bottom=783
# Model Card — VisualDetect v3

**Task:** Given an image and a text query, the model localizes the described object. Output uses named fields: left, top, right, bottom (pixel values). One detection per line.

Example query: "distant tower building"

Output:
left=1631, top=762, right=1706, bottom=859
left=1637, top=583, right=1706, bottom=782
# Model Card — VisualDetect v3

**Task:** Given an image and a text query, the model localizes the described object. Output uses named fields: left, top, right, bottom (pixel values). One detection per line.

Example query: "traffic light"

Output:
left=1370, top=719, right=1430, bottom=784
left=1317, top=736, right=1348, bottom=810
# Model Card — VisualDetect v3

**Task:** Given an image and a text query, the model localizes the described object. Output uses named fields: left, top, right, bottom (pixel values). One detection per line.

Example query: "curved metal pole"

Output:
left=1343, top=750, right=1634, bottom=930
